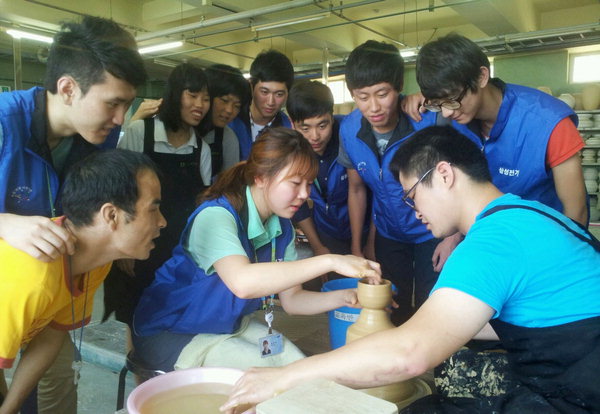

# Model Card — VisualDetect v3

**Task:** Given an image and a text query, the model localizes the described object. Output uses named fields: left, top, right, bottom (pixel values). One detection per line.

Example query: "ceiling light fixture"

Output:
left=153, top=58, right=179, bottom=68
left=400, top=49, right=417, bottom=58
left=251, top=12, right=330, bottom=32
left=139, top=41, right=183, bottom=54
left=7, top=29, right=53, bottom=44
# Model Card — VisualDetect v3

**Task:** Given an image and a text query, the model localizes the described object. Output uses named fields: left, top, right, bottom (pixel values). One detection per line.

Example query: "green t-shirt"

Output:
left=186, top=186, right=297, bottom=274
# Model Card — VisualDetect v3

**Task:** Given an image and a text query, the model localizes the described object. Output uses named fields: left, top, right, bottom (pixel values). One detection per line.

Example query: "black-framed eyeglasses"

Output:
left=402, top=167, right=435, bottom=210
left=423, top=85, right=469, bottom=112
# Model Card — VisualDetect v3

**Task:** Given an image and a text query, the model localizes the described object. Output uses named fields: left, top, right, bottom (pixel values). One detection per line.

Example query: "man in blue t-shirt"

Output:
left=222, top=126, right=600, bottom=414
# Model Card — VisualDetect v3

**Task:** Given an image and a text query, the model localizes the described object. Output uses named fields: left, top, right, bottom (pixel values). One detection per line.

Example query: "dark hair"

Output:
left=390, top=126, right=491, bottom=186
left=205, top=64, right=251, bottom=108
left=345, top=40, right=404, bottom=92
left=158, top=63, right=208, bottom=132
left=62, top=149, right=160, bottom=227
left=44, top=16, right=146, bottom=95
left=199, top=64, right=251, bottom=135
left=250, top=50, right=294, bottom=91
left=199, top=127, right=318, bottom=211
left=287, top=80, right=334, bottom=122
left=416, top=33, right=490, bottom=100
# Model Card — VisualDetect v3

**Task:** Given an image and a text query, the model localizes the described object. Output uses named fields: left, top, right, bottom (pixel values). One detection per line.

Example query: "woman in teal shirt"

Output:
left=132, top=127, right=381, bottom=372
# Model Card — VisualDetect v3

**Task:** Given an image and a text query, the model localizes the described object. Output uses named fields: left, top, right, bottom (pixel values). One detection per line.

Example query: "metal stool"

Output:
left=116, top=350, right=165, bottom=410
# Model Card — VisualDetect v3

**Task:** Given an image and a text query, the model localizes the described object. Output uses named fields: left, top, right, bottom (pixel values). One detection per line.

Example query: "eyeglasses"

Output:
left=402, top=167, right=435, bottom=210
left=423, top=86, right=469, bottom=112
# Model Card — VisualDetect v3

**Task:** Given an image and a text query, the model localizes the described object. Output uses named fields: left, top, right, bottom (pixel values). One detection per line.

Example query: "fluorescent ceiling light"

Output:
left=139, top=41, right=183, bottom=54
left=400, top=49, right=417, bottom=58
left=252, top=12, right=330, bottom=32
left=243, top=73, right=251, bottom=79
left=7, top=29, right=53, bottom=44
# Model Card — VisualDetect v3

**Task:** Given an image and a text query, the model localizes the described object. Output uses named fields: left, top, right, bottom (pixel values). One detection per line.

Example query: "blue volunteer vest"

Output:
left=133, top=195, right=294, bottom=336
left=0, top=87, right=96, bottom=216
left=309, top=116, right=358, bottom=240
left=0, top=87, right=59, bottom=216
left=483, top=82, right=578, bottom=212
left=228, top=111, right=292, bottom=160
left=340, top=108, right=480, bottom=243
left=311, top=157, right=352, bottom=240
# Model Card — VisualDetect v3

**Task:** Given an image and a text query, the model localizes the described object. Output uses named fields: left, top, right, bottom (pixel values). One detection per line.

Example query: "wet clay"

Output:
left=346, top=278, right=425, bottom=406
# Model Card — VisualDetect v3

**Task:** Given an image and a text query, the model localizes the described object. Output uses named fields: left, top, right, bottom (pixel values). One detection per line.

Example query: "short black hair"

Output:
left=345, top=40, right=404, bottom=92
left=158, top=63, right=208, bottom=132
left=287, top=80, right=334, bottom=123
left=250, top=49, right=295, bottom=91
left=44, top=16, right=146, bottom=95
left=390, top=126, right=491, bottom=186
left=416, top=33, right=490, bottom=100
left=205, top=64, right=251, bottom=108
left=62, top=149, right=160, bottom=227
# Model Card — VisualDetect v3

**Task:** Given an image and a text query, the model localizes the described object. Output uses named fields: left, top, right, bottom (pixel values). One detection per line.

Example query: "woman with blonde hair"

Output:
left=132, top=127, right=381, bottom=372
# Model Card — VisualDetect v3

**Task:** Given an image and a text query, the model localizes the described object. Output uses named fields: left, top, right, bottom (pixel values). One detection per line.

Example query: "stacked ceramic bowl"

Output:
left=587, top=135, right=600, bottom=147
left=579, top=113, right=593, bottom=129
left=582, top=149, right=597, bottom=164
left=594, top=114, right=600, bottom=129
left=590, top=195, right=599, bottom=223
left=584, top=166, right=598, bottom=194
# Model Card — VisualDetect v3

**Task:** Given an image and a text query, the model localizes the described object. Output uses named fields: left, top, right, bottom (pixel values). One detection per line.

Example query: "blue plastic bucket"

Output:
left=321, top=278, right=360, bottom=349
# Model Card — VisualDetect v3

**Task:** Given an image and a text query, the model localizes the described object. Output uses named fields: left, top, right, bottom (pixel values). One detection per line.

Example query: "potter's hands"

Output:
left=221, top=367, right=285, bottom=414
left=431, top=232, right=464, bottom=272
left=115, top=258, right=135, bottom=277
left=332, top=255, right=381, bottom=284
left=0, top=214, right=75, bottom=262
left=400, top=92, right=427, bottom=122
left=130, top=98, right=163, bottom=122
left=340, top=288, right=359, bottom=308
left=385, top=297, right=400, bottom=314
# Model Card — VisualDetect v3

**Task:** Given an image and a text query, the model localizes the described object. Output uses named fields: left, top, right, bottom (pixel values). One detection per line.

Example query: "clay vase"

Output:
left=346, top=279, right=417, bottom=403
left=573, top=92, right=583, bottom=110
left=582, top=84, right=600, bottom=110
left=346, top=279, right=394, bottom=342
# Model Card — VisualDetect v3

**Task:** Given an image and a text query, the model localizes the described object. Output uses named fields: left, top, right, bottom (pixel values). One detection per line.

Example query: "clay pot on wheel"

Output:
left=346, top=278, right=394, bottom=342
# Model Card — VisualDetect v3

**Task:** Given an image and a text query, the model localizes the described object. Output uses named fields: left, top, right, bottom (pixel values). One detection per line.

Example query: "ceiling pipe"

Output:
left=136, top=0, right=331, bottom=42
left=183, top=0, right=383, bottom=41
left=156, top=0, right=485, bottom=58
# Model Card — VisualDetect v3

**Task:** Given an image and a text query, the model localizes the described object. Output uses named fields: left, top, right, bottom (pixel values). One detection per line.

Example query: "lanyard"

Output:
left=255, top=240, right=276, bottom=334
left=65, top=243, right=89, bottom=385
left=45, top=166, right=56, bottom=217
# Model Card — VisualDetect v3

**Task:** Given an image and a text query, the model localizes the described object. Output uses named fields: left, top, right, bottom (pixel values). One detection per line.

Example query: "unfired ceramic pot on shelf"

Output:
left=346, top=278, right=430, bottom=408
left=582, top=84, right=600, bottom=110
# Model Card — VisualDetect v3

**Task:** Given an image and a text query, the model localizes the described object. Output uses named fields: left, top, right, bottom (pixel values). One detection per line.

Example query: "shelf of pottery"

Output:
left=579, top=110, right=600, bottom=223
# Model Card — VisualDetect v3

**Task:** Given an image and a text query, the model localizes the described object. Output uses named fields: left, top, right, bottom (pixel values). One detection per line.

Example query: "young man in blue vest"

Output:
left=336, top=40, right=474, bottom=325
left=404, top=33, right=587, bottom=226
left=288, top=80, right=367, bottom=261
left=222, top=126, right=600, bottom=413
left=0, top=16, right=146, bottom=414
left=228, top=50, right=293, bottom=160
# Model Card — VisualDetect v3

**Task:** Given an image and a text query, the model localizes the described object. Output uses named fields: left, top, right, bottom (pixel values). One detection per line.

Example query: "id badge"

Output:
left=259, top=333, right=283, bottom=358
